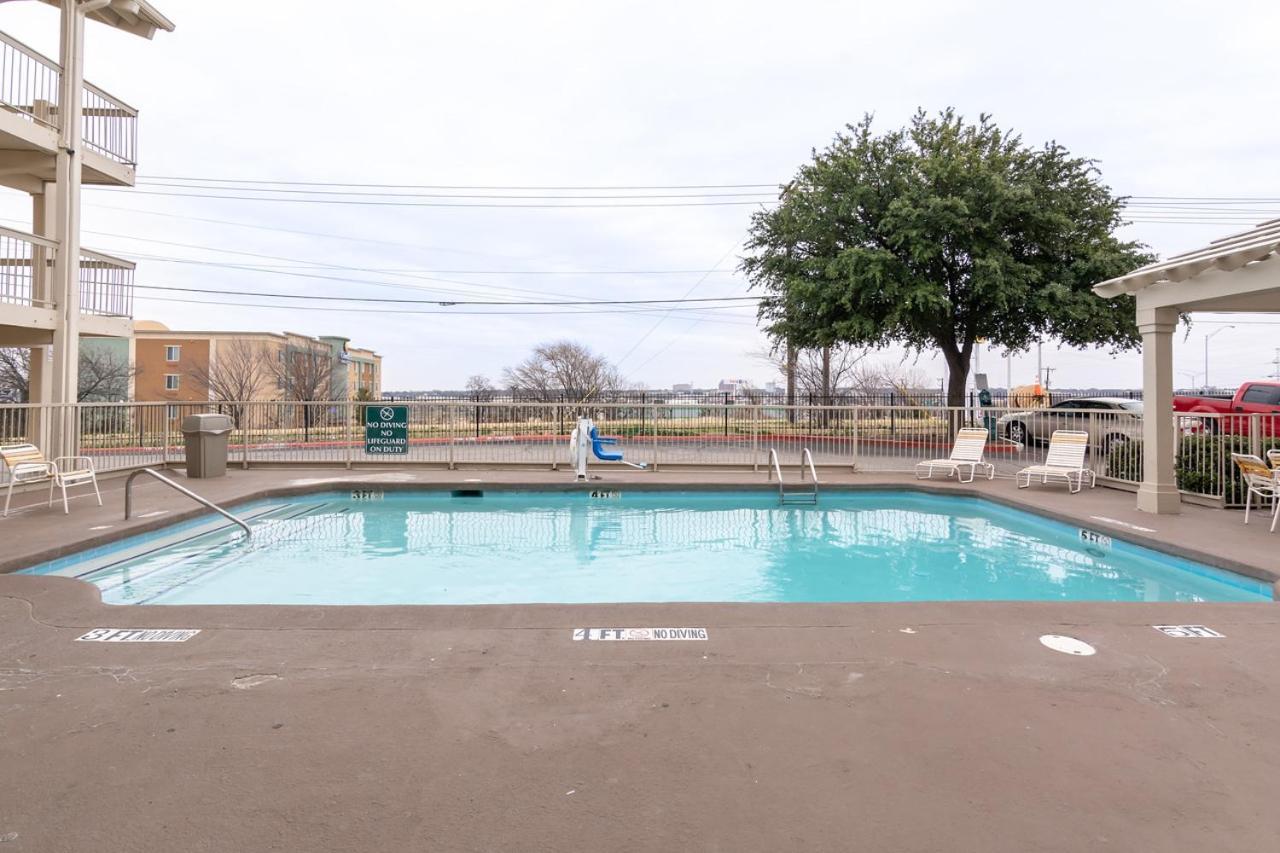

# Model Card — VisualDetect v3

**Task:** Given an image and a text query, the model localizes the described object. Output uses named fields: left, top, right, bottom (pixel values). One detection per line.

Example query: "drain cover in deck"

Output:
left=1039, top=635, right=1096, bottom=656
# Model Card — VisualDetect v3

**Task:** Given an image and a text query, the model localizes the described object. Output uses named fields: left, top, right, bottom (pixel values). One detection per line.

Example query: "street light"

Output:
left=1204, top=326, right=1235, bottom=391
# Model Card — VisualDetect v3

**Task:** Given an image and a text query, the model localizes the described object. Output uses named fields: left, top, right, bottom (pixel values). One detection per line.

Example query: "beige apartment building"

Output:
left=130, top=322, right=382, bottom=412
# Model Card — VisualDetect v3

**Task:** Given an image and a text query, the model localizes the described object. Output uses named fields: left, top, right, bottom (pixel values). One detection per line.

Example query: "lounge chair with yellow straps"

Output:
left=1016, top=430, right=1095, bottom=494
left=1232, top=453, right=1279, bottom=533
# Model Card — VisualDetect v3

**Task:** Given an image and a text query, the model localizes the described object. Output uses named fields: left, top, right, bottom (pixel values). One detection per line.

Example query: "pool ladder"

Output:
left=768, top=448, right=819, bottom=505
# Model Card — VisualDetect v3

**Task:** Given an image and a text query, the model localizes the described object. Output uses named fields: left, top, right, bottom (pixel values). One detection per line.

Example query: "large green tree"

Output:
left=741, top=109, right=1152, bottom=407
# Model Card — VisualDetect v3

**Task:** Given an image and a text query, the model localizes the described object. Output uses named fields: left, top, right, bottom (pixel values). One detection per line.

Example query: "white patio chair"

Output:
left=0, top=443, right=102, bottom=517
left=915, top=428, right=995, bottom=484
left=1016, top=430, right=1095, bottom=493
left=1231, top=453, right=1279, bottom=533
left=1267, top=449, right=1280, bottom=469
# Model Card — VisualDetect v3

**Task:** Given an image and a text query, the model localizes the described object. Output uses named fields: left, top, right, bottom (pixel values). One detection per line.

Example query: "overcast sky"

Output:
left=2, top=0, right=1278, bottom=392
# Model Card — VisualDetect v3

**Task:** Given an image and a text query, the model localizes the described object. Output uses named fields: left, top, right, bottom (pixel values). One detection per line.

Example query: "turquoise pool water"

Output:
left=21, top=490, right=1270, bottom=605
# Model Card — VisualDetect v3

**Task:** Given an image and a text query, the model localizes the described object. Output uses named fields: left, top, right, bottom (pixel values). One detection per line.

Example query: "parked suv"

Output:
left=996, top=397, right=1143, bottom=451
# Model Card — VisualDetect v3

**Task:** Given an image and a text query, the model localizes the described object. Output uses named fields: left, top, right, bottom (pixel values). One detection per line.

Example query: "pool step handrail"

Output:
left=124, top=468, right=252, bottom=539
left=767, top=447, right=819, bottom=505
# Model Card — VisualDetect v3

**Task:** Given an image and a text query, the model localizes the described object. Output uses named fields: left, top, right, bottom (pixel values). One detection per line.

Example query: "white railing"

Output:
left=0, top=30, right=139, bottom=165
left=0, top=226, right=56, bottom=309
left=0, top=226, right=134, bottom=316
left=1, top=401, right=1276, bottom=508
left=79, top=247, right=135, bottom=317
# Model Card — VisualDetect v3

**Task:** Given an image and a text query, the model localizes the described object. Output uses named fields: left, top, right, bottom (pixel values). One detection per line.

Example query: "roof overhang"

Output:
left=1092, top=218, right=1280, bottom=311
left=39, top=0, right=175, bottom=39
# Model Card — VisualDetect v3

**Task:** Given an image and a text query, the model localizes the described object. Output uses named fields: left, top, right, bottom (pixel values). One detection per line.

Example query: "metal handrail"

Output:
left=801, top=448, right=818, bottom=484
left=767, top=447, right=784, bottom=499
left=124, top=468, right=251, bottom=538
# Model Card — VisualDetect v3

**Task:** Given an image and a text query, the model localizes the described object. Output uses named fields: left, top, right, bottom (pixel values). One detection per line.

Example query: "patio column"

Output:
left=1136, top=305, right=1181, bottom=514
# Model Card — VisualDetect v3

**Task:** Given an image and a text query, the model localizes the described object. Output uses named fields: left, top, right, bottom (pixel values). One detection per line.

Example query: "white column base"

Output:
left=1135, top=482, right=1182, bottom=514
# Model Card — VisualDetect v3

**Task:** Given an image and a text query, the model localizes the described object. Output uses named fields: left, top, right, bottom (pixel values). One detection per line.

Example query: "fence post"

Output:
left=448, top=404, right=456, bottom=470
left=889, top=392, right=897, bottom=437
left=752, top=404, right=760, bottom=472
left=650, top=402, right=658, bottom=472
left=723, top=392, right=730, bottom=437
left=162, top=410, right=169, bottom=467
left=1249, top=414, right=1262, bottom=459
left=851, top=407, right=860, bottom=472
left=345, top=402, right=354, bottom=469
left=1088, top=411, right=1097, bottom=472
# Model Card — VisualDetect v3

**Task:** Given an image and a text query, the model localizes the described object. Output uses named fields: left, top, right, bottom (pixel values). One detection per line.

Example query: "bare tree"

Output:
left=78, top=348, right=136, bottom=402
left=186, top=338, right=271, bottom=427
left=268, top=342, right=336, bottom=440
left=503, top=341, right=622, bottom=402
left=757, top=344, right=875, bottom=400
left=465, top=374, right=495, bottom=401
left=0, top=346, right=136, bottom=402
left=0, top=348, right=29, bottom=402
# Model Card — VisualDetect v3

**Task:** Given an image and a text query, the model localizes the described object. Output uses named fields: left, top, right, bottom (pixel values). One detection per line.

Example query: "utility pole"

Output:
left=1203, top=326, right=1234, bottom=391
left=1042, top=367, right=1055, bottom=391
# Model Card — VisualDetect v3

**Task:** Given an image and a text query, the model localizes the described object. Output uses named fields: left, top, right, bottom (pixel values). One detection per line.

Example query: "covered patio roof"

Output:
left=1092, top=218, right=1280, bottom=514
left=37, top=0, right=175, bottom=39
left=1094, top=218, right=1280, bottom=312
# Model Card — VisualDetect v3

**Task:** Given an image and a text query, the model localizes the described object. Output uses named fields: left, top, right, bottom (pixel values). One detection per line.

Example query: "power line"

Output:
left=118, top=251, right=741, bottom=305
left=0, top=217, right=660, bottom=303
left=133, top=180, right=776, bottom=200
left=137, top=175, right=781, bottom=190
left=131, top=179, right=1280, bottom=200
left=133, top=293, right=761, bottom=320
left=130, top=283, right=760, bottom=307
left=615, top=241, right=745, bottom=371
left=84, top=203, right=537, bottom=261
left=88, top=189, right=775, bottom=208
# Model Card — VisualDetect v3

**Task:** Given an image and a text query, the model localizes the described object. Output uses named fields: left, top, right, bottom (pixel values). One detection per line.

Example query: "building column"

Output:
left=48, top=0, right=86, bottom=456
left=1137, top=305, right=1181, bottom=514
left=26, top=189, right=54, bottom=448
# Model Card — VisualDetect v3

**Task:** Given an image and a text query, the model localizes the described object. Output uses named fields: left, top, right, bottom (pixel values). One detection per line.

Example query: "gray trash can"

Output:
left=182, top=413, right=233, bottom=478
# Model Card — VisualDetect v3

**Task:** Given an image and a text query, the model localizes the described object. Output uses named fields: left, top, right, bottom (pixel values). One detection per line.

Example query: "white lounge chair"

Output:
left=1232, top=453, right=1279, bottom=533
left=915, top=428, right=995, bottom=483
left=0, top=443, right=102, bottom=517
left=1016, top=430, right=1095, bottom=493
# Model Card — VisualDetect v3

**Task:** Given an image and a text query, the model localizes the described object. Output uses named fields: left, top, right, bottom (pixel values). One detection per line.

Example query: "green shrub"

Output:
left=1104, top=434, right=1280, bottom=503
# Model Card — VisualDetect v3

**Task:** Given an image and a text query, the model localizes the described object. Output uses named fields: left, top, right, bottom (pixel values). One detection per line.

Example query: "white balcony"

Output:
left=0, top=225, right=135, bottom=343
left=0, top=31, right=139, bottom=188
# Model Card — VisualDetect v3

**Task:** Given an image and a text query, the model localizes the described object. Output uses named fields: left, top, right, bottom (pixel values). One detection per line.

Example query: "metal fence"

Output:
left=385, top=388, right=1155, bottom=408
left=1, top=401, right=1276, bottom=508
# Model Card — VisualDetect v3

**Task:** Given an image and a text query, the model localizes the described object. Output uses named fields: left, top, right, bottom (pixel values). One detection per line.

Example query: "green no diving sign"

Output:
left=365, top=405, right=408, bottom=454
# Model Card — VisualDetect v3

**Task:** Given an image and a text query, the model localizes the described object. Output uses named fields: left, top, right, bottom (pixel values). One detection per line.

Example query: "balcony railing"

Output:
left=80, top=247, right=134, bottom=317
left=0, top=31, right=138, bottom=166
left=0, top=225, right=55, bottom=310
left=0, top=225, right=134, bottom=319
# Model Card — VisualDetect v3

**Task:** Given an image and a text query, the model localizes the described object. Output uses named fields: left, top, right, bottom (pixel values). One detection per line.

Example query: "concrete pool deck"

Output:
left=1, top=468, right=1279, bottom=851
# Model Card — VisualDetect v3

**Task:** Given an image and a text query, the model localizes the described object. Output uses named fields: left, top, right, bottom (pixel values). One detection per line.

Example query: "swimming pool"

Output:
left=21, top=490, right=1271, bottom=605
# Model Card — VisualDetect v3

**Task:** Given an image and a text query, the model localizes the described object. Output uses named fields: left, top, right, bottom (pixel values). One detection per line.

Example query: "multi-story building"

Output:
left=129, top=323, right=381, bottom=416
left=0, top=2, right=172, bottom=453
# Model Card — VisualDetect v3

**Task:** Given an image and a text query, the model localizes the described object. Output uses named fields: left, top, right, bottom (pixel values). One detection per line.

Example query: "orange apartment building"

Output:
left=130, top=322, right=381, bottom=415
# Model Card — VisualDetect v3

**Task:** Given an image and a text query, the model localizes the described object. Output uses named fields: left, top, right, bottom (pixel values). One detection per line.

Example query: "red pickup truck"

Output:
left=1174, top=380, right=1280, bottom=436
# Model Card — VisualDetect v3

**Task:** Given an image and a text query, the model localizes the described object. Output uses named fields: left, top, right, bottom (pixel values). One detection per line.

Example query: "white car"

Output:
left=995, top=397, right=1143, bottom=451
